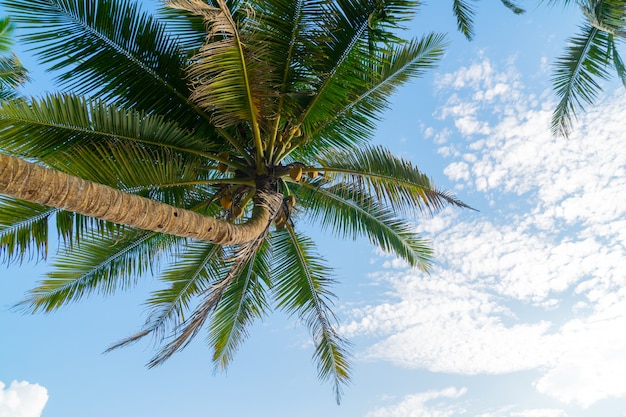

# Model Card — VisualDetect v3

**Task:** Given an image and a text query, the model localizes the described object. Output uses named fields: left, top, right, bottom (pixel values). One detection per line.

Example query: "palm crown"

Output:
left=0, top=0, right=471, bottom=400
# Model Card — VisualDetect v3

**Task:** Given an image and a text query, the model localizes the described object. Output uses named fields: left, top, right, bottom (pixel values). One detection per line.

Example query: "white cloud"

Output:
left=534, top=309, right=626, bottom=407
left=0, top=381, right=48, bottom=417
left=366, top=387, right=467, bottom=417
left=350, top=58, right=626, bottom=410
left=475, top=408, right=570, bottom=417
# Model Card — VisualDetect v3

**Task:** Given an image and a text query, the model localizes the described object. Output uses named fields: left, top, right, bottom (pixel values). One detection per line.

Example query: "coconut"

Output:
left=220, top=195, right=233, bottom=209
left=289, top=166, right=303, bottom=181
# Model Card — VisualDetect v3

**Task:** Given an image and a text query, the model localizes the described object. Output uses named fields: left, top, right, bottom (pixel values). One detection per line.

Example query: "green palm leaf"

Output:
left=300, top=34, right=447, bottom=157
left=452, top=0, right=476, bottom=40
left=272, top=227, right=350, bottom=403
left=169, top=0, right=267, bottom=160
left=551, top=0, right=626, bottom=136
left=2, top=0, right=208, bottom=127
left=0, top=196, right=54, bottom=262
left=0, top=17, right=13, bottom=52
left=296, top=180, right=433, bottom=270
left=0, top=17, right=28, bottom=100
left=296, top=0, right=418, bottom=143
left=46, top=140, right=211, bottom=207
left=147, top=216, right=275, bottom=367
left=18, top=228, right=176, bottom=313
left=551, top=24, right=611, bottom=136
left=107, top=241, right=225, bottom=351
left=319, top=145, right=470, bottom=213
left=210, top=239, right=272, bottom=370
left=0, top=94, right=213, bottom=160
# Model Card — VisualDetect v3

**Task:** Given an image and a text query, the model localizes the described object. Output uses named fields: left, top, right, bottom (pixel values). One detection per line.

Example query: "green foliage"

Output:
left=551, top=0, right=626, bottom=137
left=451, top=0, right=524, bottom=41
left=0, top=0, right=473, bottom=401
left=0, top=17, right=28, bottom=100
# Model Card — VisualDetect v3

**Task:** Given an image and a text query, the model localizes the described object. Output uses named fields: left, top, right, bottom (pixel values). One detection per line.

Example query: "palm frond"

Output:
left=319, top=145, right=470, bottom=214
left=609, top=34, right=626, bottom=87
left=158, top=4, right=206, bottom=57
left=107, top=241, right=225, bottom=351
left=1, top=0, right=207, bottom=127
left=296, top=0, right=418, bottom=136
left=271, top=227, right=350, bottom=403
left=0, top=55, right=28, bottom=100
left=46, top=140, right=209, bottom=207
left=0, top=17, right=28, bottom=100
left=500, top=0, right=525, bottom=15
left=147, top=210, right=275, bottom=367
left=0, top=94, right=212, bottom=161
left=296, top=181, right=433, bottom=270
left=452, top=0, right=476, bottom=40
left=210, top=239, right=271, bottom=370
left=17, top=228, right=176, bottom=313
left=0, top=17, right=14, bottom=52
left=168, top=0, right=265, bottom=157
left=551, top=24, right=611, bottom=136
left=299, top=34, right=446, bottom=156
left=0, top=196, right=54, bottom=263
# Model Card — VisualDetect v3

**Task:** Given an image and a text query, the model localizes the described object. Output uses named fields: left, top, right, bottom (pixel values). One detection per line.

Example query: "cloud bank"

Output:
left=345, top=58, right=626, bottom=412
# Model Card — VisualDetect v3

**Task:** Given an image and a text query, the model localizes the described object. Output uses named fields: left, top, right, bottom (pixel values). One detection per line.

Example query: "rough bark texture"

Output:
left=0, top=153, right=282, bottom=245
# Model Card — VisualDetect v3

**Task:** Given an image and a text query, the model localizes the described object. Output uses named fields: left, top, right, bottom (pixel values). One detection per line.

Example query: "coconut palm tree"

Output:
left=0, top=0, right=469, bottom=400
left=550, top=0, right=626, bottom=137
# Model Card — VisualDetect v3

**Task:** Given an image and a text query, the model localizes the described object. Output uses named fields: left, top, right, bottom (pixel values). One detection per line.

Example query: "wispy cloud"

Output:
left=0, top=380, right=48, bottom=417
left=346, top=58, right=626, bottom=411
left=365, top=387, right=467, bottom=417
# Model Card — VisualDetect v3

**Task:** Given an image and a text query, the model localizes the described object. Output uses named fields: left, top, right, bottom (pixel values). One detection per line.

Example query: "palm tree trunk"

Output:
left=0, top=153, right=281, bottom=244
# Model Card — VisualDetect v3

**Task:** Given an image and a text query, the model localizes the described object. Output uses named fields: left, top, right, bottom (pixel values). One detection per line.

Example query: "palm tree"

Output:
left=0, top=0, right=469, bottom=400
left=550, top=0, right=626, bottom=137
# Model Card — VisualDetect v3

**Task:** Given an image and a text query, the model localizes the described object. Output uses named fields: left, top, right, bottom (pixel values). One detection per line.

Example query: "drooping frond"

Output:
left=271, top=227, right=350, bottom=403
left=452, top=0, right=476, bottom=40
left=209, top=239, right=272, bottom=370
left=609, top=34, right=626, bottom=87
left=452, top=0, right=523, bottom=40
left=0, top=196, right=54, bottom=263
left=552, top=0, right=626, bottom=136
left=0, top=194, right=126, bottom=264
left=551, top=24, right=611, bottom=136
left=17, top=228, right=177, bottom=313
left=147, top=203, right=277, bottom=367
left=167, top=0, right=267, bottom=160
left=500, top=0, right=525, bottom=15
left=295, top=181, right=433, bottom=270
left=107, top=241, right=225, bottom=351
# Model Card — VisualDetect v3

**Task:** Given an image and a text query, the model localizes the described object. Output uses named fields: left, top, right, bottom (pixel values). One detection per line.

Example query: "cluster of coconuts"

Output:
left=215, top=151, right=323, bottom=227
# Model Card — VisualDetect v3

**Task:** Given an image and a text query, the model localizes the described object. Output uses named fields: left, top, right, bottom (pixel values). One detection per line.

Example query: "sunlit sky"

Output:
left=2, top=1, right=626, bottom=417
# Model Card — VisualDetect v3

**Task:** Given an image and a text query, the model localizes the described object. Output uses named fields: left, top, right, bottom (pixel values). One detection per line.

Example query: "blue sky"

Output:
left=1, top=1, right=626, bottom=417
